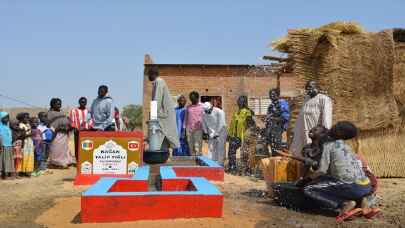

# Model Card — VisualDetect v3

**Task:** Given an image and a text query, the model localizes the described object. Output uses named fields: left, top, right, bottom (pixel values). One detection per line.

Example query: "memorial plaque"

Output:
left=93, top=140, right=127, bottom=174
left=75, top=131, right=144, bottom=185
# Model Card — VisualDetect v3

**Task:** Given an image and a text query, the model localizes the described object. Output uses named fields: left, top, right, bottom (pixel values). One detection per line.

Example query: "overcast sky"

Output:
left=1, top=0, right=404, bottom=108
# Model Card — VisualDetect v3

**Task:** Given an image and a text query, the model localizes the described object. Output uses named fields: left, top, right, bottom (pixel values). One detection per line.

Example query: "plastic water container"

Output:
left=259, top=157, right=301, bottom=194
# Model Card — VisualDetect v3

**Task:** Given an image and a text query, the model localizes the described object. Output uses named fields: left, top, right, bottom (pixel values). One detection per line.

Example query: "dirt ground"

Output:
left=0, top=167, right=404, bottom=228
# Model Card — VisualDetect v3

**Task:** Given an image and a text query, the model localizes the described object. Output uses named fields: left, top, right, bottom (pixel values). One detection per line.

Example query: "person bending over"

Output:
left=301, top=122, right=374, bottom=221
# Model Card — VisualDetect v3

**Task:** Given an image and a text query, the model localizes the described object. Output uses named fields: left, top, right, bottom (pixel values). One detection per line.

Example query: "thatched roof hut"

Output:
left=272, top=22, right=405, bottom=177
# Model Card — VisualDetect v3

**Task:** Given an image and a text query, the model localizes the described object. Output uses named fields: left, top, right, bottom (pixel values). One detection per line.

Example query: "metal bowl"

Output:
left=143, top=150, right=170, bottom=164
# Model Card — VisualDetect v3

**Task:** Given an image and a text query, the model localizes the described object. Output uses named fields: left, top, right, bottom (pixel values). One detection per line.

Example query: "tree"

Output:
left=122, top=104, right=143, bottom=131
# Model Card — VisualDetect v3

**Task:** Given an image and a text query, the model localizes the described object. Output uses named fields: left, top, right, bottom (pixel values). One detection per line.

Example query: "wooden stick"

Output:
left=262, top=55, right=291, bottom=62
left=274, top=150, right=306, bottom=163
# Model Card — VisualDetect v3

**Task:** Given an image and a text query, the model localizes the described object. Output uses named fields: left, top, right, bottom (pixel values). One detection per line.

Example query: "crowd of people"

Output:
left=147, top=66, right=379, bottom=221
left=147, top=65, right=291, bottom=175
left=0, top=67, right=380, bottom=221
left=0, top=85, right=129, bottom=179
left=146, top=66, right=316, bottom=171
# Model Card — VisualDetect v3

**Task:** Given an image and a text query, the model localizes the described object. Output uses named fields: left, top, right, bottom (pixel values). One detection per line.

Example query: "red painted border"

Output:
left=173, top=167, right=224, bottom=182
left=80, top=165, right=224, bottom=223
left=161, top=179, right=197, bottom=191
left=108, top=180, right=149, bottom=192
left=81, top=195, right=223, bottom=223
left=79, top=131, right=144, bottom=138
left=74, top=174, right=133, bottom=186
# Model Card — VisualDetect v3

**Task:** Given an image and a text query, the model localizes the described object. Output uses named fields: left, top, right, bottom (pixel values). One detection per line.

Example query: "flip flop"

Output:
left=336, top=208, right=363, bottom=222
left=363, top=208, right=381, bottom=219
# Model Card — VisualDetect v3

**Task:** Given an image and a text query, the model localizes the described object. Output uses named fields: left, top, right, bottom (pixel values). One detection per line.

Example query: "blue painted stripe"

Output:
left=83, top=177, right=117, bottom=196
left=83, top=177, right=222, bottom=196
left=83, top=191, right=222, bottom=196
left=197, top=156, right=221, bottom=168
left=160, top=166, right=222, bottom=195
left=82, top=162, right=223, bottom=197
left=160, top=166, right=177, bottom=179
left=132, top=166, right=149, bottom=180
left=189, top=177, right=222, bottom=195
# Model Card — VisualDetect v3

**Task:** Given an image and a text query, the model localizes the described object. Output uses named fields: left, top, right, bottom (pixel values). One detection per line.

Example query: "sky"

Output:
left=1, top=0, right=404, bottom=108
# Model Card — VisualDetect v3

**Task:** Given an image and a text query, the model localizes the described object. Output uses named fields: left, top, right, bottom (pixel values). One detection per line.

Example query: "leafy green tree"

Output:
left=122, top=104, right=143, bottom=130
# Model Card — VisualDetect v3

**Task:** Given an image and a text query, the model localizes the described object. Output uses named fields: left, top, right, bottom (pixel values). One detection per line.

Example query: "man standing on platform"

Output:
left=91, top=85, right=115, bottom=131
left=290, top=81, right=333, bottom=157
left=69, top=97, right=93, bottom=162
left=147, top=66, right=180, bottom=151
left=202, top=102, right=227, bottom=166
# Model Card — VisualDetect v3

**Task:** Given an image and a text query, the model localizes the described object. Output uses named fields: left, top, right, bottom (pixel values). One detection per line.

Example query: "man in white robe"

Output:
left=202, top=102, right=227, bottom=165
left=290, top=81, right=333, bottom=157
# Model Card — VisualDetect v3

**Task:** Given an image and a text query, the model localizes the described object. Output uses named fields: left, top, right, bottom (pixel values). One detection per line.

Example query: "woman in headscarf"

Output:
left=239, top=116, right=259, bottom=175
left=0, top=112, right=15, bottom=179
left=10, top=119, right=24, bottom=175
left=48, top=98, right=75, bottom=168
left=302, top=122, right=374, bottom=221
left=227, top=95, right=253, bottom=172
left=17, top=112, right=34, bottom=176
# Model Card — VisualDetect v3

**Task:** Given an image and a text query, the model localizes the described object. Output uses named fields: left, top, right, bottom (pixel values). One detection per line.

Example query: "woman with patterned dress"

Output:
left=17, top=112, right=34, bottom=176
left=227, top=96, right=253, bottom=172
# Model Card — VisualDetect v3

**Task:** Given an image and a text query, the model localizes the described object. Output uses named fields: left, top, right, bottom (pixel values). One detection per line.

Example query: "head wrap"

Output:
left=0, top=111, right=8, bottom=120
left=0, top=111, right=12, bottom=146
left=202, top=102, right=213, bottom=111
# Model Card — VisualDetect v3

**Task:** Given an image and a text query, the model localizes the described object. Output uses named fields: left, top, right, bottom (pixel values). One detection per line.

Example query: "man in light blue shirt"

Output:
left=91, top=85, right=115, bottom=131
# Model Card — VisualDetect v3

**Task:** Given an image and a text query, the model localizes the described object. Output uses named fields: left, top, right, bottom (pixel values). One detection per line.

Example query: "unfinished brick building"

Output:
left=142, top=55, right=296, bottom=130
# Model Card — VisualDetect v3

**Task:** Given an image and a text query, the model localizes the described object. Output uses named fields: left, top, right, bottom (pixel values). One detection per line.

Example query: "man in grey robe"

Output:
left=202, top=102, right=227, bottom=165
left=147, top=67, right=180, bottom=151
left=290, top=81, right=333, bottom=157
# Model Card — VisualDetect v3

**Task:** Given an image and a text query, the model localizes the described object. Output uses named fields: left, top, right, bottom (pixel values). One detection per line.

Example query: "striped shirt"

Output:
left=184, top=103, right=204, bottom=131
left=69, top=107, right=93, bottom=130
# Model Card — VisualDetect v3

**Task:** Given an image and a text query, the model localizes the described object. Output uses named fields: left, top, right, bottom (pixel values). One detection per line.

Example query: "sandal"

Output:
left=363, top=208, right=381, bottom=219
left=336, top=208, right=363, bottom=222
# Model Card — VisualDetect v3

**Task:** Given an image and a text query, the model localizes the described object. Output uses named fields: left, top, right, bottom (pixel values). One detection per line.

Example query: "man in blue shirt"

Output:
left=173, top=95, right=189, bottom=156
left=265, top=88, right=290, bottom=155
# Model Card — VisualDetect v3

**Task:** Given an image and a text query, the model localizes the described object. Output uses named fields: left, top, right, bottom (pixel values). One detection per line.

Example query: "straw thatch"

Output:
left=272, top=21, right=364, bottom=53
left=357, top=127, right=405, bottom=177
left=393, top=40, right=405, bottom=126
left=285, top=29, right=399, bottom=130
left=273, top=22, right=405, bottom=177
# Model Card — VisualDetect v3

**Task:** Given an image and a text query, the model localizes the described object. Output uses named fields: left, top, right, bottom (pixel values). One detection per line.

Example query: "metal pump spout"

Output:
left=143, top=100, right=170, bottom=164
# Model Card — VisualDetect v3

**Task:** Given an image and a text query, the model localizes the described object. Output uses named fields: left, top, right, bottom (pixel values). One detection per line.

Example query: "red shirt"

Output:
left=69, top=107, right=93, bottom=130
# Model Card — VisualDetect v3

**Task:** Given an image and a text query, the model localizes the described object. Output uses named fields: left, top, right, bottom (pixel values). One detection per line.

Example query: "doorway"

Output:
left=200, top=96, right=223, bottom=109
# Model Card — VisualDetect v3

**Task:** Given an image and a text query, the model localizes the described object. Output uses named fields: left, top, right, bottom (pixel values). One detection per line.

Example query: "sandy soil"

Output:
left=0, top=167, right=404, bottom=228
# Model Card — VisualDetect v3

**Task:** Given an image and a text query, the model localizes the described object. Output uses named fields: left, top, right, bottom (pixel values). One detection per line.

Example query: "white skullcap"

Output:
left=202, top=102, right=212, bottom=111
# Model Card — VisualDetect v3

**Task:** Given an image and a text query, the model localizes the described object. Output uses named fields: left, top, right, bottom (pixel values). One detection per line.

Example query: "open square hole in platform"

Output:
left=108, top=179, right=197, bottom=192
left=108, top=180, right=149, bottom=192
left=166, top=156, right=204, bottom=166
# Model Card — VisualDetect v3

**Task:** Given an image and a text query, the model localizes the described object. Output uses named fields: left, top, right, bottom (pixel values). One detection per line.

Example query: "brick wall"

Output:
left=142, top=64, right=297, bottom=132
